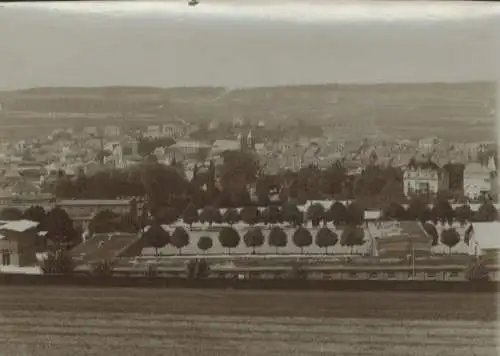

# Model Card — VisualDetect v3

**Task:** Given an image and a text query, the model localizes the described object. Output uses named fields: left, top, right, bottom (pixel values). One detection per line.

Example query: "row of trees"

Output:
left=144, top=225, right=365, bottom=256
left=52, top=151, right=408, bottom=213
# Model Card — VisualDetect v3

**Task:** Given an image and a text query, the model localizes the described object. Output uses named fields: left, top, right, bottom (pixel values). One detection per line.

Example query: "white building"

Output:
left=104, top=125, right=121, bottom=137
left=467, top=222, right=500, bottom=258
left=403, top=168, right=439, bottom=196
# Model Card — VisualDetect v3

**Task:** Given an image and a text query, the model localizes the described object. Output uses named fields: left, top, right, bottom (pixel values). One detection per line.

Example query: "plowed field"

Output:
left=0, top=287, right=497, bottom=356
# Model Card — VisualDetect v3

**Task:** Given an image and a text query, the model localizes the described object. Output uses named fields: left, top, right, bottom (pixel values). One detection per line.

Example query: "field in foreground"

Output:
left=0, top=287, right=498, bottom=356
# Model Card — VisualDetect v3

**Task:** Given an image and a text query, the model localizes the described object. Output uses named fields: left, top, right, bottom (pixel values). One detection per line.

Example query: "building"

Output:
left=0, top=219, right=40, bottom=267
left=464, top=162, right=494, bottom=201
left=162, top=123, right=188, bottom=139
left=467, top=222, right=500, bottom=260
left=403, top=168, right=439, bottom=197
left=104, top=125, right=121, bottom=137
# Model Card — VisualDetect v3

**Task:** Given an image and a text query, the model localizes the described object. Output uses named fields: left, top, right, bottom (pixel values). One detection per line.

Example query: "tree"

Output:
left=407, top=196, right=430, bottom=223
left=433, top=197, right=455, bottom=225
left=465, top=257, right=491, bottom=282
left=154, top=206, right=179, bottom=225
left=307, top=203, right=325, bottom=227
left=315, top=227, right=338, bottom=254
left=262, top=205, right=282, bottom=225
left=340, top=225, right=365, bottom=254
left=241, top=206, right=259, bottom=226
left=218, top=226, right=240, bottom=254
left=197, top=236, right=213, bottom=254
left=423, top=222, right=439, bottom=246
left=144, top=223, right=170, bottom=256
left=0, top=207, right=23, bottom=221
left=182, top=203, right=199, bottom=230
left=282, top=201, right=303, bottom=227
left=455, top=204, right=473, bottom=226
left=267, top=226, right=288, bottom=254
left=40, top=249, right=75, bottom=275
left=346, top=202, right=364, bottom=226
left=475, top=201, right=498, bottom=222
left=382, top=202, right=406, bottom=221
left=292, top=227, right=312, bottom=254
left=243, top=227, right=265, bottom=254
left=200, top=206, right=222, bottom=227
left=88, top=209, right=121, bottom=234
left=440, top=228, right=461, bottom=255
left=171, top=227, right=190, bottom=255
left=328, top=202, right=347, bottom=226
left=222, top=208, right=241, bottom=226
left=44, top=207, right=79, bottom=249
left=22, top=206, right=46, bottom=224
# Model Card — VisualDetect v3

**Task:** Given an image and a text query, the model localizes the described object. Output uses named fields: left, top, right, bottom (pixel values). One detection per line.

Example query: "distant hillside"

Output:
left=0, top=82, right=496, bottom=141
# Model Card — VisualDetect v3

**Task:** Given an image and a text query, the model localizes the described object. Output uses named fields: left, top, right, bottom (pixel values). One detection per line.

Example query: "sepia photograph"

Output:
left=0, top=1, right=498, bottom=355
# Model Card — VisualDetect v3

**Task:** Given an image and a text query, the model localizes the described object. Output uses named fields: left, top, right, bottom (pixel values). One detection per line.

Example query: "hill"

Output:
left=0, top=82, right=495, bottom=141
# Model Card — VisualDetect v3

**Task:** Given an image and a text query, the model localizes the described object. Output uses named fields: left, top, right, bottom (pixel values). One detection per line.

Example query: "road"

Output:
left=0, top=287, right=497, bottom=356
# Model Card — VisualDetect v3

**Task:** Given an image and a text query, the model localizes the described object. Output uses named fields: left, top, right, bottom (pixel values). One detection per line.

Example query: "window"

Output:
left=427, top=272, right=437, bottom=279
left=449, top=272, right=458, bottom=278
left=2, top=250, right=11, bottom=266
left=369, top=272, right=378, bottom=279
left=348, top=272, right=358, bottom=279
left=387, top=272, right=396, bottom=279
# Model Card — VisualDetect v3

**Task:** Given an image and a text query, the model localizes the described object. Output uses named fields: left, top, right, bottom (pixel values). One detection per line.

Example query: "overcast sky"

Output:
left=0, top=1, right=498, bottom=89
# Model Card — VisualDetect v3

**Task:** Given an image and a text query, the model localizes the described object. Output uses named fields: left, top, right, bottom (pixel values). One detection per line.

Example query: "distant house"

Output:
left=0, top=219, right=41, bottom=267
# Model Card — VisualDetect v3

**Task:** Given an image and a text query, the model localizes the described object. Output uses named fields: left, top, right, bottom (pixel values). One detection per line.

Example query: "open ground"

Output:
left=0, top=287, right=497, bottom=356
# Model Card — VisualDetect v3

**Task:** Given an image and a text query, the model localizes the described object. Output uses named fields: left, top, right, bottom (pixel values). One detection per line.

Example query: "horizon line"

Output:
left=2, top=81, right=496, bottom=93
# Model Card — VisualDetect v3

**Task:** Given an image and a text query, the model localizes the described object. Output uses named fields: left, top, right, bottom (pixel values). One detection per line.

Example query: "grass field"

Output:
left=0, top=287, right=497, bottom=356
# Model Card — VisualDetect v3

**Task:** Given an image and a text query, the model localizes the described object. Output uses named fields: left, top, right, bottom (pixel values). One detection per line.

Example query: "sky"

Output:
left=0, top=1, right=499, bottom=90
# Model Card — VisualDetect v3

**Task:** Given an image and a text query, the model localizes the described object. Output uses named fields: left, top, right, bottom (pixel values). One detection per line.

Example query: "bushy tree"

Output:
left=292, top=227, right=312, bottom=254
left=144, top=223, right=170, bottom=256
left=307, top=203, right=325, bottom=227
left=182, top=203, right=199, bottom=230
left=40, top=249, right=75, bottom=275
left=197, top=236, right=213, bottom=254
left=455, top=204, right=473, bottom=226
left=440, top=228, right=461, bottom=255
left=340, top=225, right=365, bottom=254
left=241, top=206, right=259, bottom=226
left=22, top=205, right=46, bottom=224
left=315, top=227, right=338, bottom=254
left=267, top=226, right=287, bottom=254
left=346, top=202, right=364, bottom=226
left=475, top=201, right=498, bottom=222
left=218, top=226, right=240, bottom=254
left=382, top=202, right=406, bottom=221
left=282, top=201, right=303, bottom=227
left=465, top=257, right=491, bottom=282
left=0, top=207, right=23, bottom=221
left=243, top=227, right=265, bottom=254
left=171, top=227, right=190, bottom=255
left=222, top=208, right=241, bottom=226
left=44, top=207, right=80, bottom=249
left=262, top=205, right=282, bottom=225
left=328, top=201, right=347, bottom=226
left=200, top=206, right=222, bottom=227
